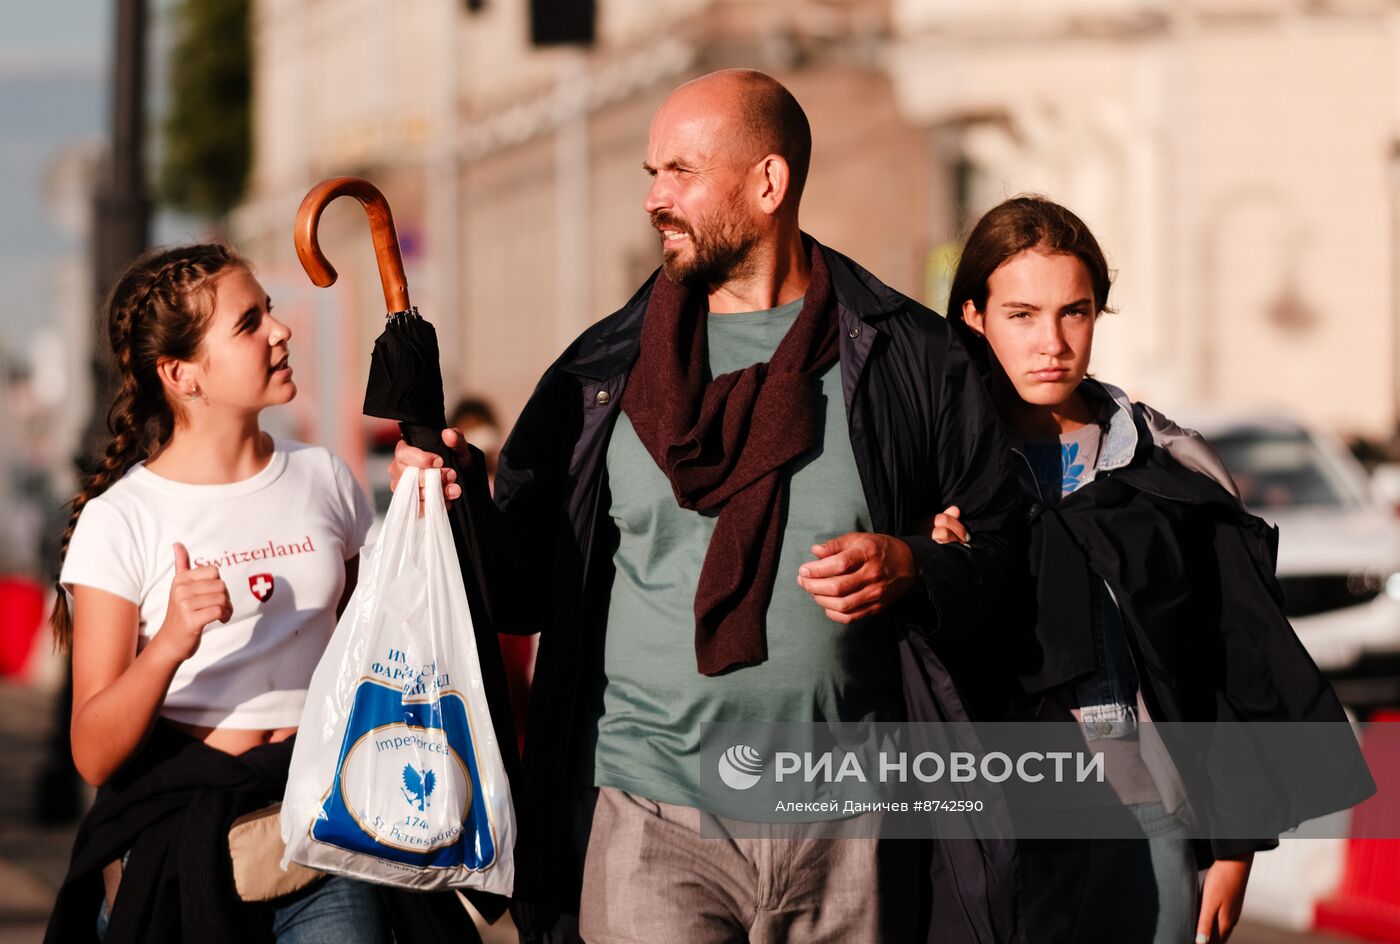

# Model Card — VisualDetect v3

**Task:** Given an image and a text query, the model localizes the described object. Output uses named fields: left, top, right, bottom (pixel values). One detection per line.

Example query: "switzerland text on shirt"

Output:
left=191, top=535, right=318, bottom=568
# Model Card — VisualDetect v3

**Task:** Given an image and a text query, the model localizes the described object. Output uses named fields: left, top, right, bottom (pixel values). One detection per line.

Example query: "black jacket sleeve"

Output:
left=901, top=332, right=1026, bottom=649
left=462, top=364, right=578, bottom=635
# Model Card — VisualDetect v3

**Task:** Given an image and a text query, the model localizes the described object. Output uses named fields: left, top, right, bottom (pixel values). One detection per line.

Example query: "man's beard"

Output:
left=653, top=206, right=759, bottom=288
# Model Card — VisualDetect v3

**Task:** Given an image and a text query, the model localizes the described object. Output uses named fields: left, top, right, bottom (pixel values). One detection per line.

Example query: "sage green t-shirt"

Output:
left=586, top=298, right=903, bottom=809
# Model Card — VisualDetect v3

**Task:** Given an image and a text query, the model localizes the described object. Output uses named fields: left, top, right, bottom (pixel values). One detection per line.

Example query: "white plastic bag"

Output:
left=281, top=466, right=514, bottom=893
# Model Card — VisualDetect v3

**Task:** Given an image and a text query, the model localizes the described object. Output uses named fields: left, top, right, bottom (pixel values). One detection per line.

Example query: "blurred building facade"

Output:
left=235, top=0, right=1400, bottom=441
left=1, top=142, right=103, bottom=577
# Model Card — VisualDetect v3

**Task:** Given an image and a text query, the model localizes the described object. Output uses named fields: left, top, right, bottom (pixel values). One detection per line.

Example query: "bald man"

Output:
left=392, top=71, right=1024, bottom=944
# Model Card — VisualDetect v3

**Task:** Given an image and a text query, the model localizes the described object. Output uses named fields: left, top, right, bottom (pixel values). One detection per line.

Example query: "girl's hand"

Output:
left=922, top=505, right=970, bottom=545
left=154, top=542, right=231, bottom=663
left=1196, top=853, right=1253, bottom=943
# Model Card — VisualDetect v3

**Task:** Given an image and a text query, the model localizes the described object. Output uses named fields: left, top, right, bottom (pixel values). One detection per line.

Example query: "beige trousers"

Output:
left=578, top=787, right=917, bottom=944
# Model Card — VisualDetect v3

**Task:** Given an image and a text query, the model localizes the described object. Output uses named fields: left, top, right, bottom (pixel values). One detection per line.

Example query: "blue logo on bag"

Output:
left=311, top=678, right=498, bottom=870
left=402, top=765, right=436, bottom=811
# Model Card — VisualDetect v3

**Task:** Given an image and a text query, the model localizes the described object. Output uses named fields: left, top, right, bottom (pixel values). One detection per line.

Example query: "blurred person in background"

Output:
left=33, top=463, right=84, bottom=825
left=392, top=69, right=1027, bottom=943
left=937, top=195, right=1371, bottom=944
left=449, top=396, right=502, bottom=482
left=42, top=244, right=424, bottom=943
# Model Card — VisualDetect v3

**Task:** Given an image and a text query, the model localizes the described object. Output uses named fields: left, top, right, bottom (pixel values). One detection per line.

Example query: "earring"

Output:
left=185, top=388, right=201, bottom=401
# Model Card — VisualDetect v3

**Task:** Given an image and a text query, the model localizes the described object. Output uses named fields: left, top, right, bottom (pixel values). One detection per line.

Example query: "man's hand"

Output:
left=796, top=533, right=920, bottom=624
left=1196, top=854, right=1252, bottom=943
left=390, top=428, right=473, bottom=512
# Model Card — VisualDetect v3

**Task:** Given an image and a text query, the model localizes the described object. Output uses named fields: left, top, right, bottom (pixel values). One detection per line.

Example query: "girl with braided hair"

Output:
left=45, top=245, right=393, bottom=943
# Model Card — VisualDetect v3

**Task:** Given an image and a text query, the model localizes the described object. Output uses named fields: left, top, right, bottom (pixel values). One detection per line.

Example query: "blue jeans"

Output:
left=1021, top=802, right=1198, bottom=944
left=1074, top=580, right=1140, bottom=741
left=98, top=874, right=388, bottom=943
left=271, top=874, right=389, bottom=943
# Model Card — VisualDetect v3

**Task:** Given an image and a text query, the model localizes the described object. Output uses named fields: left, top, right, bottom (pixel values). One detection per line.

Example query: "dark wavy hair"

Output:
left=947, top=195, right=1114, bottom=362
left=50, top=243, right=247, bottom=651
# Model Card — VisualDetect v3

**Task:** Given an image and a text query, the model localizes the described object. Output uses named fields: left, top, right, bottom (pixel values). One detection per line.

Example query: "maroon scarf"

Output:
left=622, top=241, right=839, bottom=675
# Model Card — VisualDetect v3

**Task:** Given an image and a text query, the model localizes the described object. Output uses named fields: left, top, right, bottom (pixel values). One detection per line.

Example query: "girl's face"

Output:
left=188, top=266, right=296, bottom=412
left=963, top=248, right=1097, bottom=411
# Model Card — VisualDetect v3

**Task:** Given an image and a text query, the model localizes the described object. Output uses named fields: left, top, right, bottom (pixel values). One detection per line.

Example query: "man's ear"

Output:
left=755, top=154, right=791, bottom=217
left=962, top=300, right=986, bottom=337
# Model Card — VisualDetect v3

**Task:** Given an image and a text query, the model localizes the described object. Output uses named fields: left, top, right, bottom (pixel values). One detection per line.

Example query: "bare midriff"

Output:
left=168, top=720, right=298, bottom=755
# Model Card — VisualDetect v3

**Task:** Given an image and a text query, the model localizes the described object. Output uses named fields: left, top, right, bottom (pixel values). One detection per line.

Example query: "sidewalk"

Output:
left=0, top=679, right=80, bottom=944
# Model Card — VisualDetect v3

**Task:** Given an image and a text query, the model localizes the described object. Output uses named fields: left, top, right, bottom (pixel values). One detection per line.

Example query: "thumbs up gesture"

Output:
left=154, top=542, right=233, bottom=664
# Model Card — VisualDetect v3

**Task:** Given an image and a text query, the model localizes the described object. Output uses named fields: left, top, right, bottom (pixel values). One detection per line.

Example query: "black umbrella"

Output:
left=294, top=176, right=518, bottom=780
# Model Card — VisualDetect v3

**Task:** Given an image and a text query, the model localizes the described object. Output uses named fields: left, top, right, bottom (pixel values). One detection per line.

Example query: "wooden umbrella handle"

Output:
left=294, top=176, right=411, bottom=313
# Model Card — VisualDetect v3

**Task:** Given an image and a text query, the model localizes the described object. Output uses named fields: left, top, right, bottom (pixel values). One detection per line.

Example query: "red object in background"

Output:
left=368, top=420, right=403, bottom=451
left=1314, top=711, right=1400, bottom=940
left=499, top=633, right=536, bottom=757
left=0, top=577, right=46, bottom=677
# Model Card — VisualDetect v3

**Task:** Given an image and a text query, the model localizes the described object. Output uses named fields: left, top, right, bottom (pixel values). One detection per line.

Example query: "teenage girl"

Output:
left=46, top=244, right=387, bottom=942
left=934, top=196, right=1368, bottom=944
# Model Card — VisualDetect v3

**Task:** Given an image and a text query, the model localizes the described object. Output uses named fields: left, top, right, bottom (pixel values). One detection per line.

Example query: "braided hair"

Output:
left=50, top=244, right=247, bottom=651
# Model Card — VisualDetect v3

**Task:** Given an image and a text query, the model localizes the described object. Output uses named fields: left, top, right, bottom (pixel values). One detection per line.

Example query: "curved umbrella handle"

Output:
left=294, top=176, right=411, bottom=313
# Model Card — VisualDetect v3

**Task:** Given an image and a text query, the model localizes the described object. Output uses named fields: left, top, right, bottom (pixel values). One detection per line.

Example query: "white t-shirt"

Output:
left=60, top=437, right=375, bottom=729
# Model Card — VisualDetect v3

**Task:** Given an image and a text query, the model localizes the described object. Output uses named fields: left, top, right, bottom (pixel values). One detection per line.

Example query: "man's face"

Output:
left=643, top=93, right=762, bottom=287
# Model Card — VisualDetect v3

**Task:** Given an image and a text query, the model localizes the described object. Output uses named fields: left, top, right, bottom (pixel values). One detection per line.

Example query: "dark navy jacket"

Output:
left=1021, top=409, right=1375, bottom=862
left=464, top=242, right=1027, bottom=943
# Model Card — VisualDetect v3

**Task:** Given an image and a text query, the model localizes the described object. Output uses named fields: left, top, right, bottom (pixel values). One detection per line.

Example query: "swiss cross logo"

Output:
left=249, top=573, right=275, bottom=603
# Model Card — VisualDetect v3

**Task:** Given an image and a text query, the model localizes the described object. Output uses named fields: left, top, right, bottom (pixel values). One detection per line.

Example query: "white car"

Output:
left=1187, top=413, right=1400, bottom=714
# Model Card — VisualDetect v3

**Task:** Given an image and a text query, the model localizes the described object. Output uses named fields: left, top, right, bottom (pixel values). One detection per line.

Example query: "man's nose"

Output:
left=644, top=177, right=670, bottom=215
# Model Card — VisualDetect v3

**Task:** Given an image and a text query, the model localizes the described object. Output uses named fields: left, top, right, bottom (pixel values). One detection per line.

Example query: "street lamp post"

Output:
left=86, top=0, right=151, bottom=458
